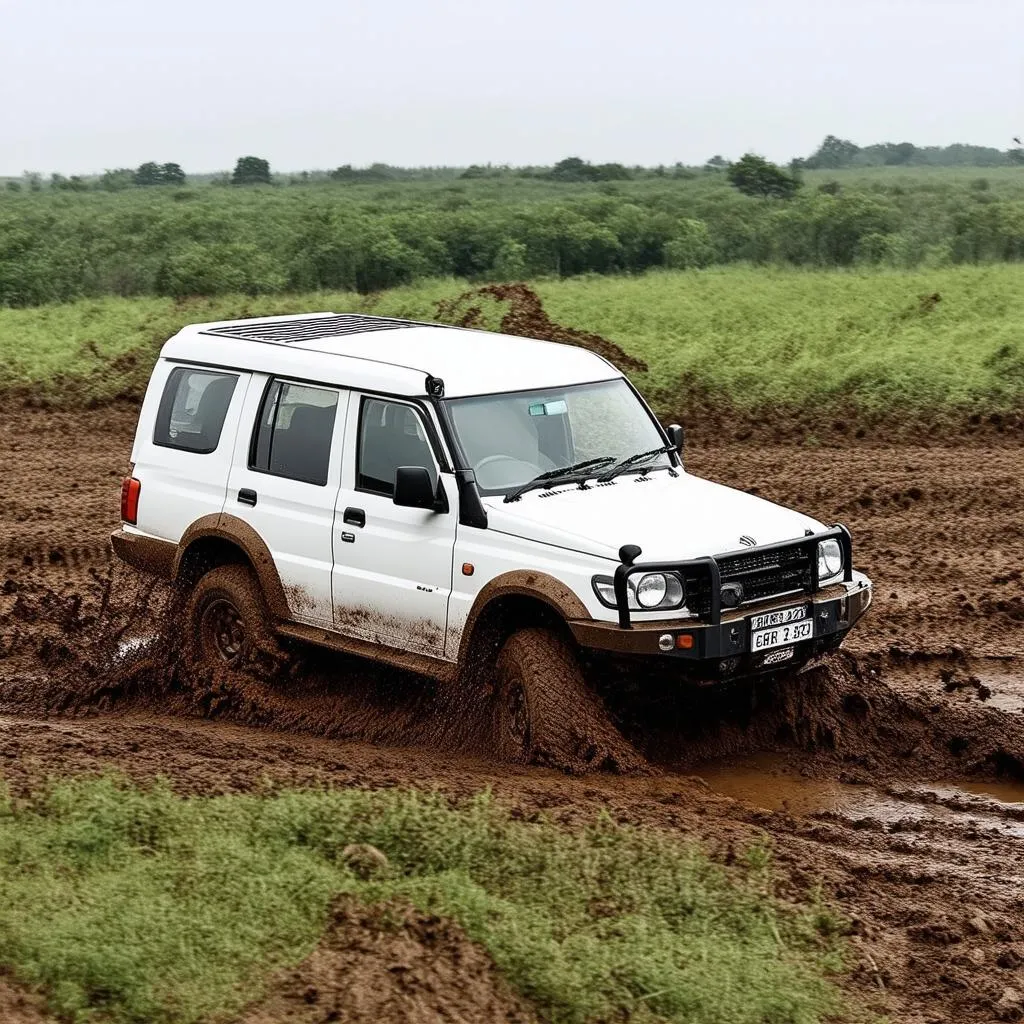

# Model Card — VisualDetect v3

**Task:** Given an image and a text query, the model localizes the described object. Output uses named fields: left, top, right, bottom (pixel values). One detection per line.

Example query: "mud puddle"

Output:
left=697, top=752, right=1024, bottom=836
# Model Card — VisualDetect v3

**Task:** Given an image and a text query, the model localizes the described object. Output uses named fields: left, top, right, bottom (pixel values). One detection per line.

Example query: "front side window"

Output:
left=250, top=380, right=339, bottom=486
left=446, top=379, right=667, bottom=494
left=154, top=367, right=238, bottom=454
left=357, top=398, right=437, bottom=497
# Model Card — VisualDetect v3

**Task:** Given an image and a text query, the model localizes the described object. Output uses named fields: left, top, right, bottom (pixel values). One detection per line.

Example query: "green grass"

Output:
left=3, top=265, right=1023, bottom=416
left=0, top=776, right=849, bottom=1024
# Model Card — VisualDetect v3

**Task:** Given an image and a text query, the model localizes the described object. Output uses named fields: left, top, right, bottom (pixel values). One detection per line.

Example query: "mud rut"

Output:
left=1, top=405, right=1024, bottom=1023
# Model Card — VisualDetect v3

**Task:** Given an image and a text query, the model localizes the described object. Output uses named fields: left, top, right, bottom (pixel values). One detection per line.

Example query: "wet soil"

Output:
left=1, top=406, right=1023, bottom=1023
left=238, top=899, right=539, bottom=1024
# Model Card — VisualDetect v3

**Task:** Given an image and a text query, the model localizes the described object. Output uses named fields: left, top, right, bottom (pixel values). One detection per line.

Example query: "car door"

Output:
left=227, top=376, right=350, bottom=625
left=332, top=394, right=456, bottom=658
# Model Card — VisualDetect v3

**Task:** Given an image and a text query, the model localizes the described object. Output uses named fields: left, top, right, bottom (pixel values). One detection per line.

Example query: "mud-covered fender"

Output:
left=174, top=513, right=290, bottom=620
left=454, top=570, right=590, bottom=664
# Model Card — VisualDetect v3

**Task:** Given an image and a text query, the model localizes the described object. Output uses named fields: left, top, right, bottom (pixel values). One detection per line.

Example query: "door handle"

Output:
left=343, top=507, right=365, bottom=527
left=237, top=488, right=258, bottom=506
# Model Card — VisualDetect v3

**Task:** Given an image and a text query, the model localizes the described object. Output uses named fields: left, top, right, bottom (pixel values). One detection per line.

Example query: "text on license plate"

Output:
left=751, top=617, right=813, bottom=652
left=749, top=605, right=809, bottom=631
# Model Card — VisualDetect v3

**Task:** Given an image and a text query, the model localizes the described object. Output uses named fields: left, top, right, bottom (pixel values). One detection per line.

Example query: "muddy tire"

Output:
left=182, top=565, right=286, bottom=681
left=491, top=627, right=643, bottom=773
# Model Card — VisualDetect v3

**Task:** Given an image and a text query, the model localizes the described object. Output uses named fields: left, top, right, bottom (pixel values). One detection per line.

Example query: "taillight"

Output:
left=120, top=477, right=141, bottom=525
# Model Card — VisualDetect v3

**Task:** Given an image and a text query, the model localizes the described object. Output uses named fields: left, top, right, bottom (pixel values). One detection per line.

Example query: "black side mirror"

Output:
left=394, top=467, right=448, bottom=512
left=666, top=423, right=685, bottom=453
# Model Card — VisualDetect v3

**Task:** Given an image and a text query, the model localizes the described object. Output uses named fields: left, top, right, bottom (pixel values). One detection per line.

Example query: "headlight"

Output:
left=817, top=538, right=843, bottom=582
left=592, top=573, right=686, bottom=611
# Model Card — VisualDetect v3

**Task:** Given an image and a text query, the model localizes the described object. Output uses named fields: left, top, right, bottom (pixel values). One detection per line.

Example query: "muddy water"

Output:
left=697, top=753, right=1024, bottom=836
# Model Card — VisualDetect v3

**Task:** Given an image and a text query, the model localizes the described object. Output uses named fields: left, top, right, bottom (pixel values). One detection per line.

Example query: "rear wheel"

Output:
left=491, top=627, right=642, bottom=772
left=182, top=565, right=285, bottom=679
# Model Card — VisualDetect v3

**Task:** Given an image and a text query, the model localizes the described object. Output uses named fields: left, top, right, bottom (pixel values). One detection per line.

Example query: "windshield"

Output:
left=446, top=379, right=671, bottom=495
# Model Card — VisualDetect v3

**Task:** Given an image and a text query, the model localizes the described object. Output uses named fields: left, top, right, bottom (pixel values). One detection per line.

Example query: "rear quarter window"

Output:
left=153, top=367, right=239, bottom=454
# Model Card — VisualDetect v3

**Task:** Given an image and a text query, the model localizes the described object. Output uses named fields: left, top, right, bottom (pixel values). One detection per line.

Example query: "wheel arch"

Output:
left=173, top=514, right=289, bottom=619
left=456, top=570, right=589, bottom=668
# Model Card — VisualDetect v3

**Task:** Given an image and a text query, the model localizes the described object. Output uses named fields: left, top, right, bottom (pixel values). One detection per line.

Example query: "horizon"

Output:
left=5, top=137, right=1022, bottom=181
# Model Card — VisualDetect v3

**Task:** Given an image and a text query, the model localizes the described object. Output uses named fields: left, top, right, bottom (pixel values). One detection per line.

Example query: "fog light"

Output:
left=676, top=634, right=694, bottom=650
left=658, top=634, right=674, bottom=652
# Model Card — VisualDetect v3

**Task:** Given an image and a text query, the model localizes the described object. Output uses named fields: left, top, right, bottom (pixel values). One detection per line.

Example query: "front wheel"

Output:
left=182, top=564, right=285, bottom=680
left=491, top=627, right=642, bottom=773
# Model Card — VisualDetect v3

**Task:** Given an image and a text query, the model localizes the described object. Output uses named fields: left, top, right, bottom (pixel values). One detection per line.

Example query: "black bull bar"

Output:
left=611, top=525, right=854, bottom=629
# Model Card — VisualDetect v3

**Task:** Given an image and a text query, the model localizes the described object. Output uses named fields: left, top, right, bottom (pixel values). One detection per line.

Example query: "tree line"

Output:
left=2, top=166, right=1024, bottom=305
left=5, top=137, right=1023, bottom=194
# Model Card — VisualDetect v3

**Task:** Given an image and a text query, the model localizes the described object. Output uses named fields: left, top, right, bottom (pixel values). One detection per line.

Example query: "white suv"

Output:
left=112, top=312, right=872, bottom=761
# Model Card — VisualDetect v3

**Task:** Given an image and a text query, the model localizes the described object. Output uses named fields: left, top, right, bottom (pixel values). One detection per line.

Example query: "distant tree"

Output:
left=1007, top=148, right=1024, bottom=165
left=134, top=161, right=186, bottom=186
left=101, top=168, right=136, bottom=191
left=49, top=173, right=89, bottom=192
left=726, top=154, right=802, bottom=199
left=551, top=156, right=590, bottom=182
left=703, top=155, right=727, bottom=171
left=591, top=162, right=631, bottom=181
left=549, top=157, right=630, bottom=183
left=134, top=162, right=163, bottom=186
left=883, top=142, right=917, bottom=166
left=664, top=219, right=714, bottom=268
left=162, top=162, right=186, bottom=185
left=805, top=135, right=860, bottom=169
left=327, top=164, right=390, bottom=184
left=24, top=172, right=42, bottom=192
left=231, top=156, right=271, bottom=185
left=5, top=180, right=21, bottom=192
left=460, top=164, right=489, bottom=179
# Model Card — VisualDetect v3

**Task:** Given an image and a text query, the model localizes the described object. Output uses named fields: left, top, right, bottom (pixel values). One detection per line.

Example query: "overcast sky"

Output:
left=1, top=0, right=1021, bottom=176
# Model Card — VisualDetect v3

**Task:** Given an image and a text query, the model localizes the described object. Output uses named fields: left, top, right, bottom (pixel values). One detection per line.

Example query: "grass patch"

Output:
left=3, top=265, right=1021, bottom=415
left=0, top=775, right=849, bottom=1024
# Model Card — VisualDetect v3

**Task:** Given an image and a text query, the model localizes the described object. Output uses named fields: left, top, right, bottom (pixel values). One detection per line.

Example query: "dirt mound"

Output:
left=434, top=283, right=647, bottom=374
left=239, top=900, right=538, bottom=1024
left=0, top=975, right=54, bottom=1024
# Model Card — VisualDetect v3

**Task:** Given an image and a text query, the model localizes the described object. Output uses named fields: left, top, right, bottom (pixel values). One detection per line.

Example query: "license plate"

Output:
left=751, top=618, right=813, bottom=652
left=750, top=605, right=809, bottom=631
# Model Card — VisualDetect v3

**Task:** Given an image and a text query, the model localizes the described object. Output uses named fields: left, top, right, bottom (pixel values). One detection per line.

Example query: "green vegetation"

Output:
left=3, top=266, right=1023, bottom=416
left=2, top=162, right=1024, bottom=306
left=0, top=776, right=847, bottom=1023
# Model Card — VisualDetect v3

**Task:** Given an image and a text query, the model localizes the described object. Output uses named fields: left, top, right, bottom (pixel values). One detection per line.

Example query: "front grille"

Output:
left=685, top=542, right=814, bottom=618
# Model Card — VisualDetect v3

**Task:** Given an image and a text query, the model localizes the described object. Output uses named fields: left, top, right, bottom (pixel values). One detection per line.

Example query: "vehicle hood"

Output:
left=483, top=472, right=824, bottom=563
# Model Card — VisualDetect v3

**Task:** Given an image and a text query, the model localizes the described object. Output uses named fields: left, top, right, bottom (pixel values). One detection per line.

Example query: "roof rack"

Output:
left=200, top=313, right=432, bottom=345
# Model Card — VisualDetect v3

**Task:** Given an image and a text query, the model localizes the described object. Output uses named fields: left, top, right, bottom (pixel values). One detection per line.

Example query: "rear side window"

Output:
left=154, top=367, right=238, bottom=454
left=250, top=380, right=339, bottom=486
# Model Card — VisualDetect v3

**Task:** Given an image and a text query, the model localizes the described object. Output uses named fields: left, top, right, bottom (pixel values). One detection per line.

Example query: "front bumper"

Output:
left=569, top=573, right=872, bottom=676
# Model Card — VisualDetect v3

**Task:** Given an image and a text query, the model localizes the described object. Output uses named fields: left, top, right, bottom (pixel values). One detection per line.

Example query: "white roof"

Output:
left=159, top=312, right=622, bottom=398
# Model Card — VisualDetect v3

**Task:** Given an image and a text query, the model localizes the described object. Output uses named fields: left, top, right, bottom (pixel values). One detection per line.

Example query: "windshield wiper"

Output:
left=504, top=456, right=617, bottom=503
left=596, top=445, right=677, bottom=483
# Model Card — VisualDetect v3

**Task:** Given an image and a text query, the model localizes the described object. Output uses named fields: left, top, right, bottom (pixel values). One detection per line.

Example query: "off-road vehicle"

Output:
left=112, top=312, right=873, bottom=760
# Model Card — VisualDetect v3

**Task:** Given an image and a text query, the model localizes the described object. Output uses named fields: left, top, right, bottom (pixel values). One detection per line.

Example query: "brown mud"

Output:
left=238, top=899, right=539, bottom=1024
left=1, top=406, right=1024, bottom=1022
